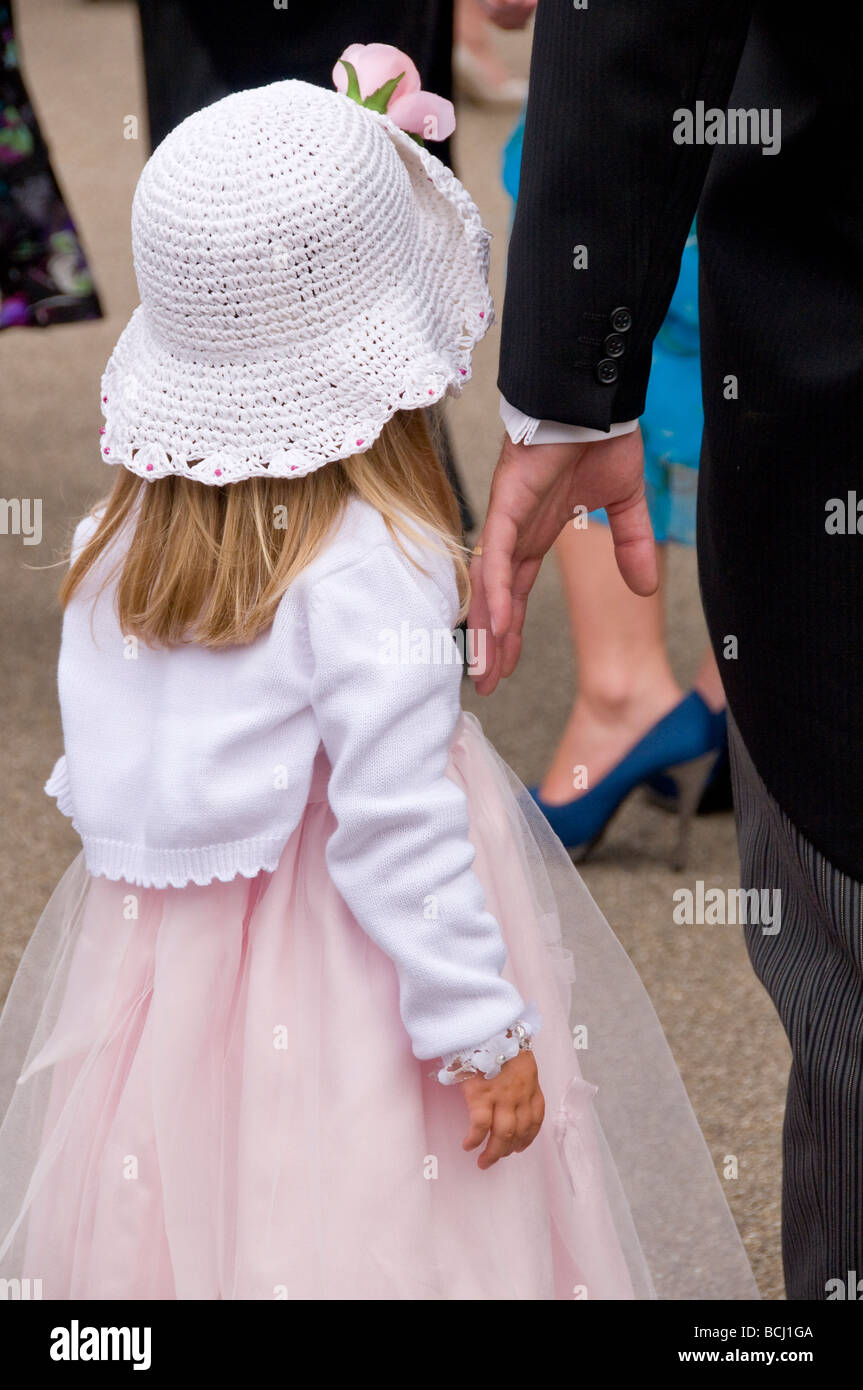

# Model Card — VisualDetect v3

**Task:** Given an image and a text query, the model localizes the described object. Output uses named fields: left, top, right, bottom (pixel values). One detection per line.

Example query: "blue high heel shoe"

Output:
left=530, top=691, right=727, bottom=869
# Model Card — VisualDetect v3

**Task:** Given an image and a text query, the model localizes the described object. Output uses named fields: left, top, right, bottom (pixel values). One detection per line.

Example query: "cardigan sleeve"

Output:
left=305, top=541, right=527, bottom=1062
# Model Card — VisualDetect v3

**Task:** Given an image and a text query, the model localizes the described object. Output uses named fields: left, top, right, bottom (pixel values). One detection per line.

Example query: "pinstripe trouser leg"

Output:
left=728, top=717, right=863, bottom=1300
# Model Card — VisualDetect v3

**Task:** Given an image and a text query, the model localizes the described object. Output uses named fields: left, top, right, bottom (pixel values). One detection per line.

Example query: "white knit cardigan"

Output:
left=45, top=496, right=527, bottom=1063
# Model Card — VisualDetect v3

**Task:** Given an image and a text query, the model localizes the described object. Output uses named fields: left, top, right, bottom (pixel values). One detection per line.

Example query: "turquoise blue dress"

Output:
left=503, top=117, right=701, bottom=547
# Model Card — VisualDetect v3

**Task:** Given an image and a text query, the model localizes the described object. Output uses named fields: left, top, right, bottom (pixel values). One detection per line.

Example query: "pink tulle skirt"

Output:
left=0, top=714, right=758, bottom=1300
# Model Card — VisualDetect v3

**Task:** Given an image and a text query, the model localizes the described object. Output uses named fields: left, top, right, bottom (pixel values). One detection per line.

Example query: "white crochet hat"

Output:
left=98, top=78, right=493, bottom=485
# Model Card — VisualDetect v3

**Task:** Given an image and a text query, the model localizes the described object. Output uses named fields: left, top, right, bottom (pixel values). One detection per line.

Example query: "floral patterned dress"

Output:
left=0, top=3, right=101, bottom=329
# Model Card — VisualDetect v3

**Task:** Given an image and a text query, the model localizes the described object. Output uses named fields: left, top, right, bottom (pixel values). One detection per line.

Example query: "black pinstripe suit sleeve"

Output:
left=497, top=0, right=754, bottom=430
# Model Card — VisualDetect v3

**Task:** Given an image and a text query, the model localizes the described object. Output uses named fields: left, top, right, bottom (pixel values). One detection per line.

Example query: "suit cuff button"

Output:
left=596, top=358, right=619, bottom=385
left=603, top=333, right=626, bottom=358
left=610, top=306, right=632, bottom=333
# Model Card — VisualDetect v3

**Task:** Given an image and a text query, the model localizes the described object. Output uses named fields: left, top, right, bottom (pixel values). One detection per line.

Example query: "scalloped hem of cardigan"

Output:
left=44, top=759, right=298, bottom=889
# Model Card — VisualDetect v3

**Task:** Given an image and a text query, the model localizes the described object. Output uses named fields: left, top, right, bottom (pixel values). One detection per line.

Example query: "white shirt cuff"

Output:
left=499, top=394, right=638, bottom=446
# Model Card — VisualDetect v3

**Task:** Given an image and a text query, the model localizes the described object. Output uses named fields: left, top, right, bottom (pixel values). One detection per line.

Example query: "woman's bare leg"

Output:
left=540, top=520, right=682, bottom=805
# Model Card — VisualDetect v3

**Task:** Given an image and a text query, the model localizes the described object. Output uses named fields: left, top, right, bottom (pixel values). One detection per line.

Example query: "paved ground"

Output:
left=1, top=0, right=790, bottom=1298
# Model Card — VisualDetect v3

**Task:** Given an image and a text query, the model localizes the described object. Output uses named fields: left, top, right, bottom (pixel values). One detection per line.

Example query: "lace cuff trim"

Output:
left=436, top=1003, right=541, bottom=1086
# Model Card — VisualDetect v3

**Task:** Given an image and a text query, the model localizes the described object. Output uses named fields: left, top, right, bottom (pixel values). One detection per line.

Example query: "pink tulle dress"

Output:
left=0, top=709, right=757, bottom=1300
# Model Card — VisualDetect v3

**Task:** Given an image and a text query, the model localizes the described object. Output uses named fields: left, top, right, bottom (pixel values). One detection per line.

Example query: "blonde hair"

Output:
left=61, top=410, right=471, bottom=648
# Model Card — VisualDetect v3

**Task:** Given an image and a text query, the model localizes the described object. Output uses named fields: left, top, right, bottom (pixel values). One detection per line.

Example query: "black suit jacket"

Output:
left=499, top=0, right=863, bottom=876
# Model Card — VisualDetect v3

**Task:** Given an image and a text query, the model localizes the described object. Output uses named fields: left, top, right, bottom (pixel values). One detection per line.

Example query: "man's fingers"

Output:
left=496, top=555, right=541, bottom=679
left=466, top=554, right=506, bottom=694
left=465, top=508, right=519, bottom=694
left=606, top=487, right=658, bottom=596
left=469, top=646, right=503, bottom=697
left=465, top=555, right=499, bottom=685
left=479, top=512, right=518, bottom=643
left=471, top=549, right=541, bottom=690
left=496, top=629, right=522, bottom=684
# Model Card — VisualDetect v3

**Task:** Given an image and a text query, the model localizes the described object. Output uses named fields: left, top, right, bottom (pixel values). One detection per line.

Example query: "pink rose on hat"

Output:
left=332, top=42, right=456, bottom=143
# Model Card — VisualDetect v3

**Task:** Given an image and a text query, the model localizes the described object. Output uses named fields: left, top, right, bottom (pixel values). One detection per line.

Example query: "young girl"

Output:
left=0, top=46, right=756, bottom=1301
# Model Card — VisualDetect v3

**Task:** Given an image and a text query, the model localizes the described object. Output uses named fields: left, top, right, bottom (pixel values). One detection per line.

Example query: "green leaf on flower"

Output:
left=362, top=72, right=405, bottom=114
left=339, top=60, right=362, bottom=104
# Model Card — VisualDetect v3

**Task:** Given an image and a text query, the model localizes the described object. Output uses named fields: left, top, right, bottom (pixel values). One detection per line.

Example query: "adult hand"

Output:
left=478, top=0, right=537, bottom=32
left=467, top=427, right=657, bottom=695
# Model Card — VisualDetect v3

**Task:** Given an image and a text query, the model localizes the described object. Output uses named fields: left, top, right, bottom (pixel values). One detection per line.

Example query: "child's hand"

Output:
left=460, top=1051, right=545, bottom=1170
